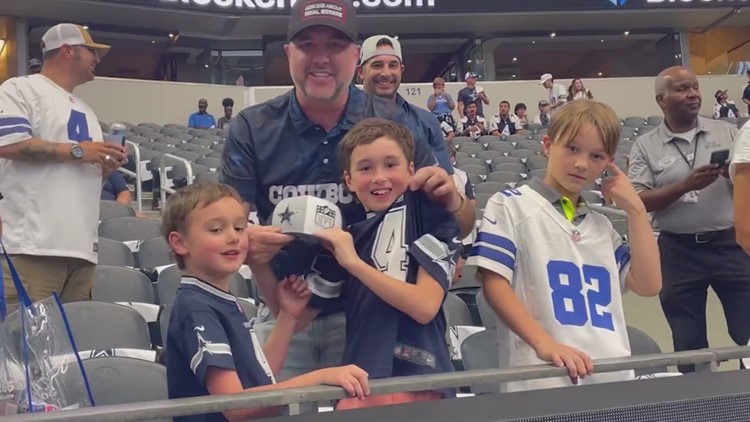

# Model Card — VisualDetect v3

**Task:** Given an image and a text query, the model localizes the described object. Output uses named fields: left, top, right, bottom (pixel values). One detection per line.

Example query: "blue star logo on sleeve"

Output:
left=277, top=205, right=299, bottom=225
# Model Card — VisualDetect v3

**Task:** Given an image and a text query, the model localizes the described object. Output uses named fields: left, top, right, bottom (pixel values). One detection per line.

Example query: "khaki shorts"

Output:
left=1, top=254, right=95, bottom=305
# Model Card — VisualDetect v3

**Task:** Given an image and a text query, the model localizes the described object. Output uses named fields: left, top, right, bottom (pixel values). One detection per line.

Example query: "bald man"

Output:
left=628, top=66, right=750, bottom=372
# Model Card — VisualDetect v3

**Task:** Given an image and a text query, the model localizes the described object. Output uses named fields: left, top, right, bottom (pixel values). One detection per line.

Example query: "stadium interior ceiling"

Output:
left=4, top=0, right=750, bottom=84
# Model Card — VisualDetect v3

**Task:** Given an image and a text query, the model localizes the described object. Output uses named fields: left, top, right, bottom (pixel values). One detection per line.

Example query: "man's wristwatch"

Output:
left=70, top=144, right=84, bottom=160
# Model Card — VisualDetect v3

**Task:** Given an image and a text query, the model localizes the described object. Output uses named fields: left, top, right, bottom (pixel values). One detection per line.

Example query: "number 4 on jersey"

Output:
left=547, top=260, right=614, bottom=331
left=371, top=206, right=409, bottom=281
left=67, top=110, right=92, bottom=142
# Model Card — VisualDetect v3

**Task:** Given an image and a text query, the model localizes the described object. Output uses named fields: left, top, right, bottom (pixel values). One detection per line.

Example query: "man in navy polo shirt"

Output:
left=220, top=0, right=474, bottom=413
left=357, top=34, right=452, bottom=171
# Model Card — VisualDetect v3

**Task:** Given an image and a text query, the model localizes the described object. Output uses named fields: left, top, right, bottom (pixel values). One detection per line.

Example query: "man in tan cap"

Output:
left=0, top=23, right=127, bottom=305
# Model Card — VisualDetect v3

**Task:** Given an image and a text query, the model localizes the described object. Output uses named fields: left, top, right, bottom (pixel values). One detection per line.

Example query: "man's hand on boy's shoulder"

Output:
left=276, top=275, right=311, bottom=320
left=601, top=162, right=647, bottom=216
left=245, top=224, right=294, bottom=267
left=409, top=166, right=462, bottom=212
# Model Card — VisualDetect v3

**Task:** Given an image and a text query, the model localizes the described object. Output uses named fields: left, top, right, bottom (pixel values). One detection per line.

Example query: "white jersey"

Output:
left=466, top=185, right=633, bottom=392
left=0, top=75, right=103, bottom=263
left=730, top=119, right=750, bottom=181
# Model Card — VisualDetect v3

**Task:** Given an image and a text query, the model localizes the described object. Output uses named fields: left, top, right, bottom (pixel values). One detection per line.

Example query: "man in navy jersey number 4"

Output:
left=314, top=118, right=460, bottom=409
left=219, top=0, right=475, bottom=412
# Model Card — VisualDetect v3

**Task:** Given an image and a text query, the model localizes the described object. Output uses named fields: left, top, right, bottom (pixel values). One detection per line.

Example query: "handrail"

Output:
left=158, top=153, right=194, bottom=207
left=120, top=140, right=142, bottom=213
left=5, top=346, right=750, bottom=422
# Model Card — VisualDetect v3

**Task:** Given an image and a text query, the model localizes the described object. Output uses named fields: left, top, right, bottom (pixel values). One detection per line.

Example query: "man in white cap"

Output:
left=540, top=73, right=568, bottom=111
left=0, top=23, right=127, bottom=305
left=358, top=34, right=453, bottom=171
left=458, top=71, right=489, bottom=118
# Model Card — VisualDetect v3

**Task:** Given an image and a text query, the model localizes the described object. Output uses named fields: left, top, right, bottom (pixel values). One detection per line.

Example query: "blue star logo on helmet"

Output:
left=608, top=0, right=627, bottom=5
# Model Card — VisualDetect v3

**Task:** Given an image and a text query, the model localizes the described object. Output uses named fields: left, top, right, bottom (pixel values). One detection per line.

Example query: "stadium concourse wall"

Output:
left=79, top=74, right=748, bottom=129
left=77, top=75, right=742, bottom=359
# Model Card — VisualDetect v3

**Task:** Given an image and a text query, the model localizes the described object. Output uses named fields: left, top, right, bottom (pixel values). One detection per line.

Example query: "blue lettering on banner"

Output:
left=67, top=110, right=92, bottom=143
left=547, top=260, right=614, bottom=331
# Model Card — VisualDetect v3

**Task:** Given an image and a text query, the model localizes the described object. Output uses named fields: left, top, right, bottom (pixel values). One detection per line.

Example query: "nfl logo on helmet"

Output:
left=609, top=0, right=627, bottom=5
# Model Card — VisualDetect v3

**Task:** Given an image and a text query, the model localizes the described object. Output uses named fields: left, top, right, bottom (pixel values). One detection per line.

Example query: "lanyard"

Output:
left=670, top=136, right=699, bottom=169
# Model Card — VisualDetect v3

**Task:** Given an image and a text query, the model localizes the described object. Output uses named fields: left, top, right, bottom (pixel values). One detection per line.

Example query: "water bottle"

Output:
left=106, top=122, right=127, bottom=147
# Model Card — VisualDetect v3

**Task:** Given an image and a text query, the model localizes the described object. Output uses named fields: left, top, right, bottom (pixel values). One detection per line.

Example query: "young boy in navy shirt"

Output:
left=314, top=118, right=461, bottom=409
left=162, top=182, right=370, bottom=421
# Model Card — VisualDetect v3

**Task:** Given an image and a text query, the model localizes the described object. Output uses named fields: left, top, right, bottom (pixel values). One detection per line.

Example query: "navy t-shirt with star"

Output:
left=166, top=277, right=275, bottom=422
left=342, top=190, right=460, bottom=393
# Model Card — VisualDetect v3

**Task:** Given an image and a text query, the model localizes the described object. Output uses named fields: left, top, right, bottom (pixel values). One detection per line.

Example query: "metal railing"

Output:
left=158, top=153, right=194, bottom=208
left=119, top=140, right=143, bottom=213
left=5, top=346, right=750, bottom=422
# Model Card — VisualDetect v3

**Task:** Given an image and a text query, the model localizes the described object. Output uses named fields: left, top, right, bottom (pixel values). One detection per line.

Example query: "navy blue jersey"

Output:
left=342, top=190, right=460, bottom=393
left=167, top=277, right=274, bottom=422
left=220, top=85, right=448, bottom=313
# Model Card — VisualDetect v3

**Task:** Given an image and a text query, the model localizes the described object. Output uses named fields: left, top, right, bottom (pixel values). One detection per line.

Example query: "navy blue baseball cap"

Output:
left=287, top=0, right=358, bottom=42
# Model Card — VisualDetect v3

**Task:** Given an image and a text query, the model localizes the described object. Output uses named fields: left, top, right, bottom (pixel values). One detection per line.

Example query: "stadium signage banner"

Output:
left=115, top=0, right=746, bottom=13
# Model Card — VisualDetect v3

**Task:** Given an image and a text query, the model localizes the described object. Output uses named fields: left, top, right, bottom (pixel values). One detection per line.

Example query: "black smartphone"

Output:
left=710, top=149, right=730, bottom=167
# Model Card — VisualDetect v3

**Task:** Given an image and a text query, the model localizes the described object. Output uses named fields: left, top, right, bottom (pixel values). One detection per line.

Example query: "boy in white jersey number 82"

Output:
left=467, top=100, right=662, bottom=392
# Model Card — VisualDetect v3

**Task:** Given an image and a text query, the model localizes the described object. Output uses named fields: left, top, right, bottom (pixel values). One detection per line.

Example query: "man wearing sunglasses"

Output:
left=0, top=23, right=127, bottom=305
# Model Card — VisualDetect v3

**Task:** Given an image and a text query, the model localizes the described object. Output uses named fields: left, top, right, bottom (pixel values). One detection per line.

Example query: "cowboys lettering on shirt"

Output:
left=342, top=190, right=460, bottom=395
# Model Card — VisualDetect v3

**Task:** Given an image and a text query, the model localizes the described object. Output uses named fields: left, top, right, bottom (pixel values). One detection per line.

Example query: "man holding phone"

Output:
left=628, top=66, right=750, bottom=372
left=0, top=24, right=126, bottom=305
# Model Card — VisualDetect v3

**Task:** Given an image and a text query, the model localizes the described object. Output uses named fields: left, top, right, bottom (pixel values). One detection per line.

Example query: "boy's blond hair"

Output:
left=547, top=100, right=620, bottom=156
left=338, top=117, right=415, bottom=175
left=161, top=182, right=244, bottom=269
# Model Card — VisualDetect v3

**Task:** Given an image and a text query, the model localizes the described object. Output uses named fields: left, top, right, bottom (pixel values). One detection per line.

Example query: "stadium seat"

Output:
left=444, top=292, right=473, bottom=327
left=64, top=301, right=151, bottom=351
left=509, top=149, right=538, bottom=160
left=487, top=142, right=515, bottom=155
left=517, top=140, right=543, bottom=152
left=99, top=217, right=163, bottom=244
left=195, top=157, right=222, bottom=170
left=647, top=116, right=664, bottom=126
left=100, top=200, right=136, bottom=221
left=191, top=137, right=216, bottom=148
left=97, top=237, right=135, bottom=267
left=458, top=157, right=489, bottom=169
left=474, top=150, right=503, bottom=162
left=490, top=156, right=523, bottom=168
left=493, top=162, right=527, bottom=174
left=451, top=136, right=474, bottom=147
left=164, top=123, right=188, bottom=131
left=210, top=143, right=225, bottom=153
left=238, top=298, right=258, bottom=319
left=739, top=116, right=750, bottom=129
left=465, top=173, right=483, bottom=185
left=475, top=193, right=493, bottom=209
left=460, top=330, right=500, bottom=394
left=477, top=135, right=500, bottom=145
left=158, top=266, right=249, bottom=306
left=195, top=171, right=221, bottom=184
left=505, top=134, right=527, bottom=144
left=623, top=116, right=647, bottom=128
left=452, top=263, right=479, bottom=291
left=93, top=265, right=155, bottom=305
left=526, top=155, right=549, bottom=171
left=82, top=357, right=169, bottom=421
left=457, top=143, right=486, bottom=156
left=486, top=171, right=523, bottom=184
left=474, top=181, right=506, bottom=195
left=526, top=123, right=545, bottom=134
left=627, top=326, right=668, bottom=376
left=476, top=290, right=496, bottom=329
left=581, top=190, right=604, bottom=205
left=459, top=165, right=488, bottom=176
left=159, top=304, right=172, bottom=348
left=528, top=169, right=546, bottom=179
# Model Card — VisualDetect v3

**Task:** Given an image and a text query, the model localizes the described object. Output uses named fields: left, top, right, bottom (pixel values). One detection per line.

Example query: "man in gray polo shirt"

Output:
left=629, top=66, right=750, bottom=372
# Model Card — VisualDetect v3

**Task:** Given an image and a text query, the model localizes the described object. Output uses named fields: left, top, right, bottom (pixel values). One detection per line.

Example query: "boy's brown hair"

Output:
left=161, top=182, right=244, bottom=269
left=547, top=100, right=620, bottom=156
left=338, top=117, right=415, bottom=175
